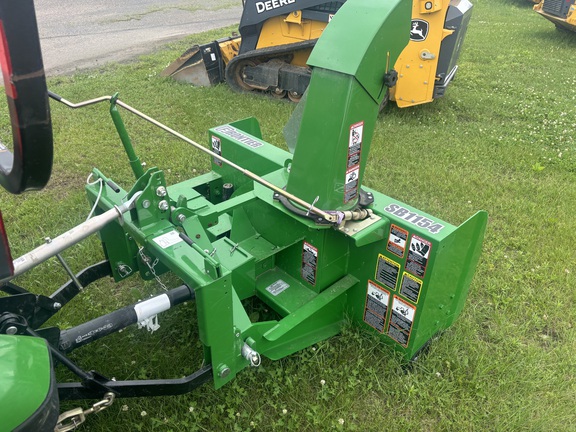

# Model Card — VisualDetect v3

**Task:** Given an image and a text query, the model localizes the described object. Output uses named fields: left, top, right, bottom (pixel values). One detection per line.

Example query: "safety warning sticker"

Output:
left=347, top=152, right=361, bottom=169
left=406, top=235, right=431, bottom=278
left=302, top=242, right=318, bottom=285
left=387, top=224, right=408, bottom=258
left=363, top=280, right=390, bottom=333
left=399, top=272, right=423, bottom=303
left=344, top=167, right=360, bottom=204
left=349, top=121, right=363, bottom=156
left=375, top=254, right=400, bottom=290
left=388, top=296, right=416, bottom=347
left=211, top=135, right=222, bottom=167
left=347, top=121, right=363, bottom=169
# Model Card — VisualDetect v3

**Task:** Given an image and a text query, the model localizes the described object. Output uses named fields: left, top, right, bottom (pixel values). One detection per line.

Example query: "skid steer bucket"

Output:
left=160, top=44, right=224, bottom=87
left=162, top=36, right=240, bottom=86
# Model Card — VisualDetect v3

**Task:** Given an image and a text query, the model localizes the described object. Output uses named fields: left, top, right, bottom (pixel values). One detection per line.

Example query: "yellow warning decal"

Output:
left=399, top=272, right=423, bottom=304
left=375, top=254, right=400, bottom=291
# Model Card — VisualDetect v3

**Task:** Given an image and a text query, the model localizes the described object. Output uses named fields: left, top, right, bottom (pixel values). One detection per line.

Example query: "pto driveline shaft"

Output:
left=58, top=285, right=194, bottom=353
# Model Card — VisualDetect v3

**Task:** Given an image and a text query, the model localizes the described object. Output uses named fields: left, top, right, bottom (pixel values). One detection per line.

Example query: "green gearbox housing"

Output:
left=86, top=0, right=487, bottom=390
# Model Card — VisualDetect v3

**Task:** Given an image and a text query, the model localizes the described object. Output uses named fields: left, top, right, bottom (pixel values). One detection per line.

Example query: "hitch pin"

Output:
left=306, top=196, right=320, bottom=216
left=46, top=237, right=84, bottom=291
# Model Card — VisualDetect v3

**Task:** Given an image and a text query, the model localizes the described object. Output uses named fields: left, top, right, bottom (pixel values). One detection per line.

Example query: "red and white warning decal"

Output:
left=406, top=235, right=431, bottom=278
left=363, top=280, right=390, bottom=333
left=347, top=122, right=363, bottom=169
left=348, top=122, right=363, bottom=157
left=387, top=296, right=416, bottom=347
left=344, top=167, right=360, bottom=204
left=387, top=224, right=408, bottom=258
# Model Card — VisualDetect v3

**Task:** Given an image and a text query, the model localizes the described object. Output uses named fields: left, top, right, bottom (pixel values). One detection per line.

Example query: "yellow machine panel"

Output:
left=256, top=12, right=328, bottom=67
left=391, top=0, right=455, bottom=108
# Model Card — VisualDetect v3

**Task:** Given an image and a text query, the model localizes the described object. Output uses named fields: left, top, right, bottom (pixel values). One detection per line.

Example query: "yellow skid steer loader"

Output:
left=163, top=0, right=473, bottom=108
left=534, top=0, right=576, bottom=33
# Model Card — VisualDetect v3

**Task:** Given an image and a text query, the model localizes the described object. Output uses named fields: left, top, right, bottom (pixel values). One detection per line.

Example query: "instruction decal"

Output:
left=152, top=230, right=184, bottom=249
left=388, top=296, right=416, bottom=347
left=363, top=280, right=390, bottom=333
left=375, top=254, right=400, bottom=290
left=383, top=204, right=445, bottom=234
left=266, top=280, right=290, bottom=296
left=302, top=242, right=318, bottom=285
left=406, top=235, right=431, bottom=278
left=399, top=272, right=423, bottom=303
left=211, top=135, right=222, bottom=166
left=387, top=224, right=408, bottom=258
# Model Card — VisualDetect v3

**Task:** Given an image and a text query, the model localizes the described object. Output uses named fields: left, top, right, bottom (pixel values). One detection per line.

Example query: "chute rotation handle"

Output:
left=0, top=0, right=53, bottom=194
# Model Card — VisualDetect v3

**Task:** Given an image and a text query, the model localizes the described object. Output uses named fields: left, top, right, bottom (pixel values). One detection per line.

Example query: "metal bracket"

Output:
left=338, top=213, right=382, bottom=236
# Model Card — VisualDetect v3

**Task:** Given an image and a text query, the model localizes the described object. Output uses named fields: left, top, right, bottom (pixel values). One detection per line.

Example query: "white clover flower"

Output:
left=338, top=419, right=345, bottom=425
left=141, top=411, right=147, bottom=417
left=189, top=406, right=194, bottom=413
left=121, top=405, right=129, bottom=412
left=282, top=408, right=288, bottom=415
left=320, top=379, right=326, bottom=386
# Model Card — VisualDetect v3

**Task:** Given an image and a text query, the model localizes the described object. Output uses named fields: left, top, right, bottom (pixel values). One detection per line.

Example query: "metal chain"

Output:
left=54, top=392, right=115, bottom=432
left=138, top=247, right=168, bottom=291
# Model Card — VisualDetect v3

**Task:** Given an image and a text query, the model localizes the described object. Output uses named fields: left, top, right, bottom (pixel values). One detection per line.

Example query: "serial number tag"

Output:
left=384, top=204, right=445, bottom=234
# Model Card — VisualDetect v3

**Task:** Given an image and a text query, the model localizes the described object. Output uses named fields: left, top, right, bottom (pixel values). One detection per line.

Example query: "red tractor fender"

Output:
left=0, top=0, right=52, bottom=194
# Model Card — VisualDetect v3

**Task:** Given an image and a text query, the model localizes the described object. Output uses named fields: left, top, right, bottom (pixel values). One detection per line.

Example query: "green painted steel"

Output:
left=0, top=335, right=54, bottom=430
left=86, top=0, right=486, bottom=390
left=110, top=94, right=145, bottom=180
left=285, top=0, right=410, bottom=210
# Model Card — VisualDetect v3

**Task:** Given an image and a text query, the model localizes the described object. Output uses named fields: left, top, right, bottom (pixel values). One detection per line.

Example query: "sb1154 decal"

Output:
left=384, top=204, right=445, bottom=234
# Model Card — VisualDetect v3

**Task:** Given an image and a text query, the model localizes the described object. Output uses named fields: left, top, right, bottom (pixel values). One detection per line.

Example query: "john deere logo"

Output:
left=410, top=19, right=429, bottom=41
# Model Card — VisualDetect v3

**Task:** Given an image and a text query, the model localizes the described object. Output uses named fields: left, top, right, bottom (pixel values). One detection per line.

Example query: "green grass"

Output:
left=1, top=1, right=576, bottom=431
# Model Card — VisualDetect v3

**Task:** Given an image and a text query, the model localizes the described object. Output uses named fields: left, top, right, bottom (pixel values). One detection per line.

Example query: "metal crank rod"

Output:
left=0, top=192, right=141, bottom=283
left=48, top=92, right=337, bottom=224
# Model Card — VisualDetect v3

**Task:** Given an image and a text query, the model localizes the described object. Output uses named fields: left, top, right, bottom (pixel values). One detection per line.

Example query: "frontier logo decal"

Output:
left=256, top=0, right=296, bottom=14
left=410, top=19, right=429, bottom=42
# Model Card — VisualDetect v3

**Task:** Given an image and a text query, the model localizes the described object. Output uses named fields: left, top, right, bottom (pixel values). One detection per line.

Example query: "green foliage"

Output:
left=1, top=2, right=575, bottom=431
